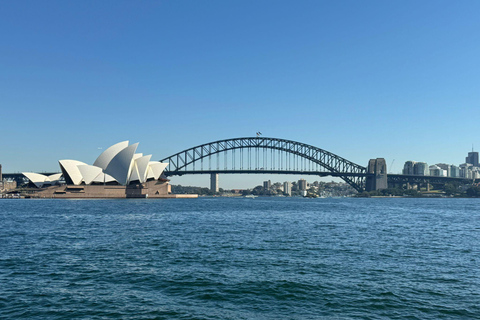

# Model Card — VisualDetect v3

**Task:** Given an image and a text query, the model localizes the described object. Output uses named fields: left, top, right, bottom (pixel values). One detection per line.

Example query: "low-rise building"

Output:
left=436, top=163, right=451, bottom=177
left=429, top=165, right=446, bottom=177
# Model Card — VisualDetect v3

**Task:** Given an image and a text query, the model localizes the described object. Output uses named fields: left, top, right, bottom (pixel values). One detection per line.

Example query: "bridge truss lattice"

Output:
left=159, top=137, right=367, bottom=191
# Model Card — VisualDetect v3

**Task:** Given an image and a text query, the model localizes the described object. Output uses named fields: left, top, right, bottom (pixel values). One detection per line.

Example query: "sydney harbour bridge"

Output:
left=159, top=137, right=472, bottom=192
left=4, top=137, right=473, bottom=192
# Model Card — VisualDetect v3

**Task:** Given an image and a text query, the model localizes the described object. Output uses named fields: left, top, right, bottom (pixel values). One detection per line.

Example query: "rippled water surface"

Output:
left=1, top=197, right=480, bottom=319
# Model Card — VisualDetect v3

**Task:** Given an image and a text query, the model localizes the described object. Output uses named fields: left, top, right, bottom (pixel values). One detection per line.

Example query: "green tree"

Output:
left=252, top=185, right=264, bottom=195
left=466, top=185, right=480, bottom=197
left=444, top=183, right=458, bottom=196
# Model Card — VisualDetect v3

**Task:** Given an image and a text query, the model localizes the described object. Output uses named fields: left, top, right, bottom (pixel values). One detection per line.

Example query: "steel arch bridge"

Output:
left=159, top=137, right=368, bottom=191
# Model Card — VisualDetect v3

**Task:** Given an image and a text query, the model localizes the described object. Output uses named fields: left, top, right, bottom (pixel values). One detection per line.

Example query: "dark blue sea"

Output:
left=1, top=197, right=479, bottom=319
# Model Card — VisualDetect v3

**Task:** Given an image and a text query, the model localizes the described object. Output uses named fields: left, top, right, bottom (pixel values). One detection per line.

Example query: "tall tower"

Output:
left=365, top=158, right=388, bottom=191
left=402, top=161, right=416, bottom=175
left=298, top=179, right=307, bottom=191
left=210, top=173, right=219, bottom=193
left=283, top=181, right=291, bottom=196
left=466, top=151, right=479, bottom=167
left=263, top=180, right=271, bottom=190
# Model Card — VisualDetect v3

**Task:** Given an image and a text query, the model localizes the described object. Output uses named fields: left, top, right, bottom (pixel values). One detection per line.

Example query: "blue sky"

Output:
left=1, top=1, right=479, bottom=188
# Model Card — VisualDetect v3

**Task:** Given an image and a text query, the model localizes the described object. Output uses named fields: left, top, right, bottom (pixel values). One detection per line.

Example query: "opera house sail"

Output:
left=21, top=141, right=190, bottom=198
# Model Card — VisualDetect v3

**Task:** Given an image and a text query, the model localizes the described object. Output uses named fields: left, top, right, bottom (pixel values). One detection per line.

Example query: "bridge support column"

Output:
left=365, top=158, right=388, bottom=192
left=210, top=173, right=219, bottom=193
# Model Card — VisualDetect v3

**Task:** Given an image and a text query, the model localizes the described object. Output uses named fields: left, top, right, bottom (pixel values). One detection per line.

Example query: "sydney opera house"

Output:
left=22, top=141, right=194, bottom=198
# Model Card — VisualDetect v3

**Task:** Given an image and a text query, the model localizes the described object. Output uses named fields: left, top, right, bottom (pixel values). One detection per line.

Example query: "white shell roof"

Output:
left=92, top=172, right=117, bottom=183
left=148, top=162, right=169, bottom=180
left=59, top=160, right=88, bottom=185
left=22, top=172, right=63, bottom=188
left=77, top=165, right=103, bottom=185
left=93, top=141, right=129, bottom=170
left=56, top=141, right=165, bottom=186
left=135, top=155, right=152, bottom=183
left=48, top=173, right=62, bottom=182
left=146, top=166, right=155, bottom=180
left=22, top=172, right=48, bottom=188
left=104, top=143, right=139, bottom=185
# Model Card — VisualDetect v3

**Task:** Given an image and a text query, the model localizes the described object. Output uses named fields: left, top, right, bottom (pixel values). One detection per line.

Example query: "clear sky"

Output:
left=1, top=1, right=479, bottom=189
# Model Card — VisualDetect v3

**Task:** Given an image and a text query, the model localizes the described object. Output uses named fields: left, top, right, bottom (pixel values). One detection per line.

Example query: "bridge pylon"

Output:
left=365, top=158, right=388, bottom=191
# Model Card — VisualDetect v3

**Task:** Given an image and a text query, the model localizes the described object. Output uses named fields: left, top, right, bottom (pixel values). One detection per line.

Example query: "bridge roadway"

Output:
left=165, top=170, right=473, bottom=182
left=163, top=170, right=368, bottom=177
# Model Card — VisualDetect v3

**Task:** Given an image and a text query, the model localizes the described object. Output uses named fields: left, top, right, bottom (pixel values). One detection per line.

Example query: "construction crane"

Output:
left=389, top=159, right=395, bottom=174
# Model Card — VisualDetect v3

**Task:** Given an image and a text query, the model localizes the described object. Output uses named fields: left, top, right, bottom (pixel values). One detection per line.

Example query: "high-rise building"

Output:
left=459, top=163, right=473, bottom=179
left=449, top=165, right=459, bottom=178
left=403, top=161, right=416, bottom=175
left=210, top=173, right=219, bottom=193
left=298, top=179, right=307, bottom=191
left=413, top=162, right=429, bottom=175
left=263, top=180, right=271, bottom=190
left=466, top=151, right=479, bottom=167
left=283, top=181, right=291, bottom=196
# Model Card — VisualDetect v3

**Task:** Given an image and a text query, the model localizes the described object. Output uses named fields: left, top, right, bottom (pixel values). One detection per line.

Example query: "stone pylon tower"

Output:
left=365, top=158, right=387, bottom=191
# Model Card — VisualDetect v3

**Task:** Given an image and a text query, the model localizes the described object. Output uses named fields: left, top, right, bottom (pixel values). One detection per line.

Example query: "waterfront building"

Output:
left=1, top=179, right=16, bottom=192
left=283, top=181, right=291, bottom=196
left=19, top=141, right=190, bottom=198
left=436, top=163, right=451, bottom=177
left=429, top=165, right=446, bottom=177
left=473, top=167, right=480, bottom=179
left=23, top=141, right=168, bottom=187
left=460, top=164, right=480, bottom=180
left=403, top=161, right=416, bottom=175
left=459, top=163, right=473, bottom=179
left=271, top=182, right=283, bottom=192
left=449, top=165, right=459, bottom=178
left=298, top=179, right=307, bottom=191
left=413, top=162, right=429, bottom=176
left=211, top=173, right=219, bottom=193
left=263, top=180, right=271, bottom=190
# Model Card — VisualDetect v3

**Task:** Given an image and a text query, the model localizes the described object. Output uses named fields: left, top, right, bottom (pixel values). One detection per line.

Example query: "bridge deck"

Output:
left=164, top=170, right=369, bottom=177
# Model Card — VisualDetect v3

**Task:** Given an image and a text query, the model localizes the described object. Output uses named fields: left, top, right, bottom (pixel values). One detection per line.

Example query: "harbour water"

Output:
left=1, top=197, right=479, bottom=319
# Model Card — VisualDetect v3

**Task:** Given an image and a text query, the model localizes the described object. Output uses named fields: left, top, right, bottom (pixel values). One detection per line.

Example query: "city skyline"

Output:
left=2, top=1, right=480, bottom=189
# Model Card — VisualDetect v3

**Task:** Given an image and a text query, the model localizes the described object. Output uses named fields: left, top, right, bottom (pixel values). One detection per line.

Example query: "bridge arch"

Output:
left=159, top=137, right=367, bottom=191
